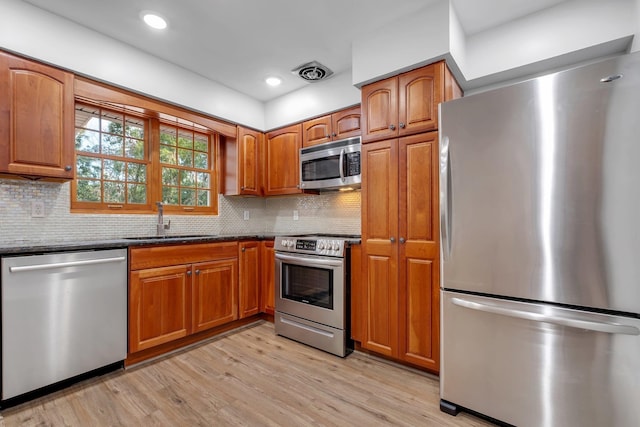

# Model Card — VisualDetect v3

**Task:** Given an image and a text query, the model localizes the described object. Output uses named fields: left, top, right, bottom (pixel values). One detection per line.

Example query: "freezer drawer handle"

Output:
left=451, top=297, right=640, bottom=336
left=8, top=256, right=126, bottom=273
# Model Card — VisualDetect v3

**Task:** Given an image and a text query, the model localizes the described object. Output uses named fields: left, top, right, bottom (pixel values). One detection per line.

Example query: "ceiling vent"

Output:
left=292, top=61, right=333, bottom=82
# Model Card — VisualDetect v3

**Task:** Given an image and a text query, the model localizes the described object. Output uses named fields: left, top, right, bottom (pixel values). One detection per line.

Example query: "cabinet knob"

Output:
left=332, top=133, right=337, bottom=137
left=64, top=165, right=72, bottom=172
left=195, top=269, right=200, bottom=275
left=399, top=237, right=406, bottom=244
left=399, top=122, right=405, bottom=129
left=241, top=247, right=245, bottom=252
left=187, top=270, right=192, bottom=276
left=241, top=186, right=245, bottom=190
left=389, top=124, right=396, bottom=131
left=390, top=237, right=396, bottom=243
left=325, top=134, right=330, bottom=138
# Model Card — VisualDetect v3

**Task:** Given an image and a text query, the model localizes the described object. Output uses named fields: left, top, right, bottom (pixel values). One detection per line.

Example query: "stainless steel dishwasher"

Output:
left=1, top=248, right=127, bottom=402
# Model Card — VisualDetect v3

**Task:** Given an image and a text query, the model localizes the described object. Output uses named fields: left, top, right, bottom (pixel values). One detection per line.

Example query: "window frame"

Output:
left=72, top=102, right=153, bottom=213
left=71, top=77, right=229, bottom=215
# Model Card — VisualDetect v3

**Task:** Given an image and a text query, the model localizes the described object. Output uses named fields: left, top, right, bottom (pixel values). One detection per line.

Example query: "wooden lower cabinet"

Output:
left=260, top=240, right=275, bottom=315
left=239, top=241, right=260, bottom=318
left=192, top=259, right=238, bottom=332
left=128, top=242, right=239, bottom=357
left=129, top=265, right=191, bottom=353
left=360, top=132, right=440, bottom=372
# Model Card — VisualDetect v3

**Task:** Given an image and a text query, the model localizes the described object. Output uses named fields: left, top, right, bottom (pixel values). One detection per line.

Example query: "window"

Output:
left=73, top=104, right=150, bottom=211
left=72, top=102, right=218, bottom=214
left=159, top=124, right=212, bottom=211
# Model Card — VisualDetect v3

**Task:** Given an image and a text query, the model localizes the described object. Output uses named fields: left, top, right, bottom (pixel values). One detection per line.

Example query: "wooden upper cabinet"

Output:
left=263, top=124, right=303, bottom=195
left=222, top=126, right=263, bottom=196
left=361, top=78, right=398, bottom=143
left=0, top=52, right=74, bottom=179
left=238, top=127, right=262, bottom=195
left=302, top=115, right=332, bottom=147
left=331, top=105, right=361, bottom=140
left=361, top=61, right=460, bottom=143
left=398, top=66, right=441, bottom=137
left=302, top=106, right=362, bottom=147
left=238, top=241, right=260, bottom=319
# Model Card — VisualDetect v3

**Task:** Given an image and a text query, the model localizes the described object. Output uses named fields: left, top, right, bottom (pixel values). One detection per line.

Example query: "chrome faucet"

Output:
left=156, top=202, right=171, bottom=236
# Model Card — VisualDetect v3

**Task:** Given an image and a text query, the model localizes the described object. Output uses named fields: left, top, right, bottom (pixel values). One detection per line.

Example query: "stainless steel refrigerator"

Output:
left=439, top=52, right=640, bottom=427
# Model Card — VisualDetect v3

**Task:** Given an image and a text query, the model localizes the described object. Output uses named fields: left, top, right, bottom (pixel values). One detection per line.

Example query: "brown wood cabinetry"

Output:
left=361, top=62, right=460, bottom=143
left=192, top=259, right=238, bottom=332
left=260, top=240, right=276, bottom=315
left=263, top=124, right=303, bottom=196
left=222, top=126, right=263, bottom=196
left=129, top=242, right=238, bottom=356
left=0, top=51, right=74, bottom=179
left=302, top=105, right=361, bottom=147
left=129, top=265, right=191, bottom=353
left=239, top=241, right=260, bottom=318
left=349, top=243, right=363, bottom=343
left=361, top=132, right=440, bottom=371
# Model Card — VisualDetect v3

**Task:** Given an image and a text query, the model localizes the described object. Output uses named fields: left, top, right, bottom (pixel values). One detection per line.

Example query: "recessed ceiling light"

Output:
left=142, top=13, right=167, bottom=30
left=265, top=76, right=282, bottom=87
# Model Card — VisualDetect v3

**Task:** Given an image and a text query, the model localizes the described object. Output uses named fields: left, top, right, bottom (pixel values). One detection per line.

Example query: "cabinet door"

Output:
left=349, top=243, right=364, bottom=342
left=260, top=240, right=276, bottom=315
left=129, top=265, right=191, bottom=353
left=331, top=105, right=361, bottom=140
left=192, top=258, right=238, bottom=333
left=361, top=77, right=398, bottom=143
left=361, top=139, right=399, bottom=357
left=397, top=132, right=440, bottom=372
left=398, top=64, right=442, bottom=136
left=264, top=124, right=302, bottom=195
left=0, top=52, right=74, bottom=179
left=238, top=127, right=262, bottom=195
left=302, top=115, right=332, bottom=147
left=239, top=241, right=260, bottom=318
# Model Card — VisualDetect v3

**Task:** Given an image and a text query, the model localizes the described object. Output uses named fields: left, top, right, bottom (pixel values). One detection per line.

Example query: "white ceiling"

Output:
left=24, top=0, right=568, bottom=102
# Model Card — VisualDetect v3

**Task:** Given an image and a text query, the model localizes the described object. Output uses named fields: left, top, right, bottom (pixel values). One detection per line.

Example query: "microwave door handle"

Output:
left=339, top=148, right=345, bottom=182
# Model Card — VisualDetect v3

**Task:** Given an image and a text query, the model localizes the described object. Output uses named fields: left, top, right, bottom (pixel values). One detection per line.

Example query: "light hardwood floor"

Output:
left=0, top=321, right=495, bottom=426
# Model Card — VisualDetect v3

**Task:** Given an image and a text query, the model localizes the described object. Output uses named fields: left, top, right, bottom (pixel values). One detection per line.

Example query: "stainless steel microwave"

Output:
left=299, top=136, right=361, bottom=190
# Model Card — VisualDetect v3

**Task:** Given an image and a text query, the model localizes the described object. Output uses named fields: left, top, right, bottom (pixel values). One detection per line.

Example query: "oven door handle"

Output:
left=275, top=252, right=343, bottom=268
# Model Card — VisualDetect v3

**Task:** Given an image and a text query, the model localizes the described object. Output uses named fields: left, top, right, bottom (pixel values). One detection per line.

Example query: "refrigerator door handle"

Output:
left=451, top=297, right=640, bottom=336
left=440, top=135, right=452, bottom=259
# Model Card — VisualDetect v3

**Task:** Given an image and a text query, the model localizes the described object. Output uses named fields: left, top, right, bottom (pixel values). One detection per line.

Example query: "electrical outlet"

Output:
left=243, top=210, right=250, bottom=220
left=293, top=210, right=299, bottom=221
left=31, top=200, right=45, bottom=218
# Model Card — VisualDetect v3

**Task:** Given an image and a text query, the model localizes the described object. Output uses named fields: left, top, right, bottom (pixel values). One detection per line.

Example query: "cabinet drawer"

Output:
left=130, top=241, right=238, bottom=270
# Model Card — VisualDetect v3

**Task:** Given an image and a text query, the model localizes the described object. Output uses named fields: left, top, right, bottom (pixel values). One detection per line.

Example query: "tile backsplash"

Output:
left=0, top=179, right=361, bottom=245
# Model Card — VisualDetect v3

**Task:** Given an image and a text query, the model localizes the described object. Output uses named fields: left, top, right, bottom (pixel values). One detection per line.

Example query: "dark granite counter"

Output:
left=0, top=233, right=360, bottom=256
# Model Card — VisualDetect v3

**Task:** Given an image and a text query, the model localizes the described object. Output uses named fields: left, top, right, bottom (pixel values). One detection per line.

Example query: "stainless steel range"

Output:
left=274, top=235, right=354, bottom=357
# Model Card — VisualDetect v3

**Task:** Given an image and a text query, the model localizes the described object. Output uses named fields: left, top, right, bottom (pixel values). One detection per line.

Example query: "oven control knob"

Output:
left=286, top=240, right=294, bottom=247
left=332, top=242, right=340, bottom=251
left=318, top=241, right=325, bottom=250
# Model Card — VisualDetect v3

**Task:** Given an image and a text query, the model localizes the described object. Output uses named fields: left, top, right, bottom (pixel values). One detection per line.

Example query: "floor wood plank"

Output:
left=0, top=321, right=495, bottom=426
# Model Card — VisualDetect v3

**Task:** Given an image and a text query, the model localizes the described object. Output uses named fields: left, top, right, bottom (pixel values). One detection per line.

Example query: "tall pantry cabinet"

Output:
left=358, top=61, right=461, bottom=373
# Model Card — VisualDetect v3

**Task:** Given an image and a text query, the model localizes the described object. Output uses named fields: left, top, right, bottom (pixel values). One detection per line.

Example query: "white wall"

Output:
left=463, top=0, right=635, bottom=88
left=352, top=1, right=451, bottom=87
left=0, top=0, right=265, bottom=130
left=264, top=71, right=360, bottom=130
left=633, top=0, right=640, bottom=52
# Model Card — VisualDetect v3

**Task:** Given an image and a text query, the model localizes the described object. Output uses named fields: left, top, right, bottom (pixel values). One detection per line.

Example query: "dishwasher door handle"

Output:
left=8, top=256, right=126, bottom=273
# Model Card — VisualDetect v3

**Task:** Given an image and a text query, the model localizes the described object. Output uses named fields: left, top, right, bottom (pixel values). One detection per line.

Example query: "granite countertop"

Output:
left=0, top=233, right=361, bottom=256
